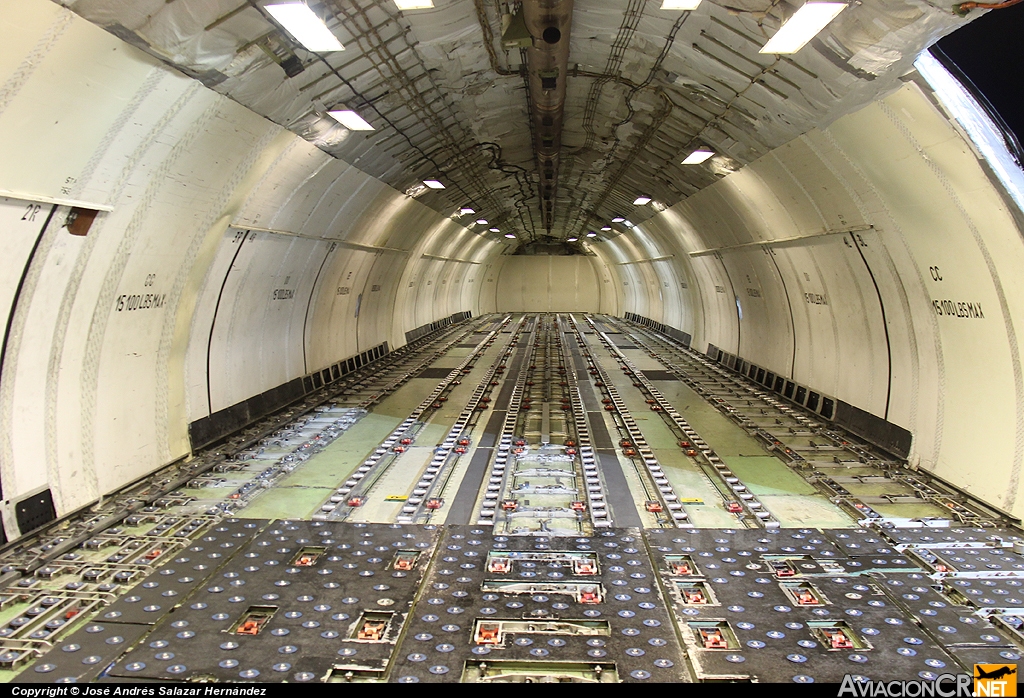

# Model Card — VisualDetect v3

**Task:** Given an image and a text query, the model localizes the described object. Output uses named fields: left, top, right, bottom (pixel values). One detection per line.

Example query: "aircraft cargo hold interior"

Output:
left=1, top=0, right=1024, bottom=685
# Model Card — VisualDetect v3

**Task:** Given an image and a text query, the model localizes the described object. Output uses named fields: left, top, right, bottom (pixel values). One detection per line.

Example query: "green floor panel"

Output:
left=272, top=457, right=366, bottom=491
left=416, top=422, right=451, bottom=447
left=655, top=465, right=741, bottom=528
left=657, top=462, right=717, bottom=499
left=809, top=466, right=883, bottom=477
left=842, top=482, right=919, bottom=497
left=240, top=485, right=336, bottom=520
left=236, top=412, right=401, bottom=516
left=619, top=348, right=671, bottom=371
left=242, top=332, right=512, bottom=522
left=687, top=505, right=746, bottom=528
left=651, top=448, right=732, bottom=509
left=372, top=381, right=444, bottom=419
left=429, top=358, right=468, bottom=369
left=358, top=448, right=435, bottom=521
left=870, top=502, right=953, bottom=519
left=756, top=494, right=855, bottom=528
left=320, top=411, right=405, bottom=461
left=634, top=414, right=685, bottom=450
left=588, top=352, right=681, bottom=454
left=653, top=381, right=771, bottom=457
left=722, top=456, right=818, bottom=496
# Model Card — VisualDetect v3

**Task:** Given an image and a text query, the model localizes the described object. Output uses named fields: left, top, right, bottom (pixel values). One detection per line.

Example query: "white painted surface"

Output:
left=609, top=80, right=1024, bottom=516
left=0, top=0, right=494, bottom=526
left=494, top=256, right=604, bottom=312
left=2, top=0, right=1024, bottom=534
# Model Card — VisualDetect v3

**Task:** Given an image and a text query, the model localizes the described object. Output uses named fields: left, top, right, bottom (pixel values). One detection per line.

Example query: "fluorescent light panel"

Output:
left=489, top=227, right=500, bottom=232
left=476, top=219, right=488, bottom=225
left=760, top=2, right=846, bottom=54
left=633, top=196, right=652, bottom=206
left=612, top=216, right=625, bottom=223
left=586, top=232, right=597, bottom=237
left=328, top=110, right=373, bottom=130
left=395, top=0, right=434, bottom=8
left=459, top=207, right=475, bottom=214
left=567, top=237, right=578, bottom=242
left=265, top=3, right=344, bottom=52
left=682, top=149, right=714, bottom=164
left=423, top=179, right=445, bottom=189
left=601, top=226, right=611, bottom=231
left=504, top=233, right=516, bottom=238
left=661, top=0, right=702, bottom=9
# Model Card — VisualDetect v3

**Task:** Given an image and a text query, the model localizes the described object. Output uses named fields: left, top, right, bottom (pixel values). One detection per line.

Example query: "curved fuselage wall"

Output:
left=610, top=82, right=1024, bottom=518
left=2, top=0, right=1022, bottom=534
left=0, top=0, right=500, bottom=529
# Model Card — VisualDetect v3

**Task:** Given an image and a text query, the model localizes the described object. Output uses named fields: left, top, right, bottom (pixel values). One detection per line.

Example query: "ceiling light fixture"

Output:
left=567, top=237, right=579, bottom=242
left=423, top=179, right=445, bottom=189
left=327, top=110, right=373, bottom=130
left=265, top=3, right=345, bottom=52
left=504, top=233, right=516, bottom=238
left=459, top=207, right=475, bottom=215
left=760, top=2, right=847, bottom=54
left=633, top=196, right=652, bottom=206
left=395, top=0, right=434, bottom=8
left=660, top=0, right=702, bottom=9
left=612, top=216, right=625, bottom=223
left=601, top=226, right=611, bottom=231
left=682, top=149, right=714, bottom=164
left=476, top=219, right=488, bottom=225
left=586, top=232, right=597, bottom=238
left=489, top=227, right=500, bottom=232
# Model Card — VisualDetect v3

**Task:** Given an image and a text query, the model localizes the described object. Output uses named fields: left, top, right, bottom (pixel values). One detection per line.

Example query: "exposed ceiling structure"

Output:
left=59, top=0, right=966, bottom=246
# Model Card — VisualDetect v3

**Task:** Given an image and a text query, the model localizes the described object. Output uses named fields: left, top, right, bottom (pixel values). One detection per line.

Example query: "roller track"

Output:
left=475, top=315, right=611, bottom=535
left=600, top=314, right=1012, bottom=528
left=0, top=314, right=493, bottom=576
left=313, top=315, right=519, bottom=523
left=582, top=316, right=779, bottom=528
left=0, top=313, right=1021, bottom=682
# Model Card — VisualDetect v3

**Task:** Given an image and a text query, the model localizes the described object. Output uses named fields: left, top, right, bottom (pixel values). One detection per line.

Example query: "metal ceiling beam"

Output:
left=522, top=0, right=574, bottom=237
